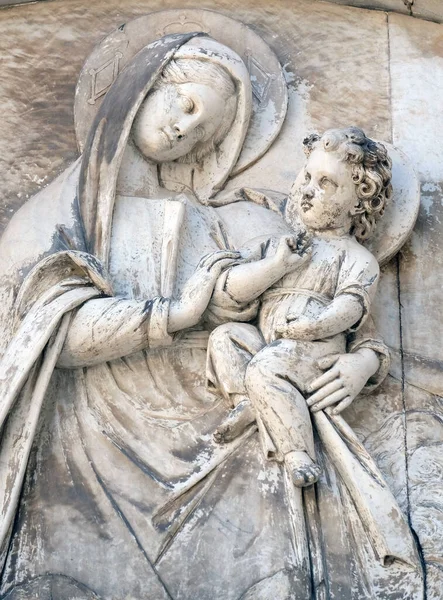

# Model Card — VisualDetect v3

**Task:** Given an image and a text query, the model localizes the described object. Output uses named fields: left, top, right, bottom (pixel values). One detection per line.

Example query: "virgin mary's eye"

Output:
left=180, top=95, right=195, bottom=114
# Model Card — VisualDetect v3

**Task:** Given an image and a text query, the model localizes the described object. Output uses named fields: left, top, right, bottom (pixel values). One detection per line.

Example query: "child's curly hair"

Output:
left=303, top=127, right=393, bottom=241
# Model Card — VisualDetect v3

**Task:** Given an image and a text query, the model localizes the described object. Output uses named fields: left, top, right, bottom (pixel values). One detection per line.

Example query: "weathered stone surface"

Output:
left=389, top=13, right=443, bottom=182
left=0, top=0, right=392, bottom=230
left=388, top=11, right=443, bottom=595
left=4, top=0, right=443, bottom=25
left=229, top=0, right=392, bottom=192
left=0, top=2, right=441, bottom=599
left=407, top=0, right=443, bottom=22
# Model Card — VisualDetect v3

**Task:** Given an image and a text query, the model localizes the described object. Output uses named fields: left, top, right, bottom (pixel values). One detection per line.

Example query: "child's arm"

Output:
left=275, top=294, right=363, bottom=341
left=224, top=234, right=311, bottom=304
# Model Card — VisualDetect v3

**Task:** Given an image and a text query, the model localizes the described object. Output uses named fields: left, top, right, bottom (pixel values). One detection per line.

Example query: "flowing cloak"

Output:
left=0, top=34, right=423, bottom=600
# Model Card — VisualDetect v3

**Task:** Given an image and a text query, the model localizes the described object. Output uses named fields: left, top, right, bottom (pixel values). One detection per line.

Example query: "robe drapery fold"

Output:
left=0, top=251, right=109, bottom=568
left=206, top=319, right=419, bottom=569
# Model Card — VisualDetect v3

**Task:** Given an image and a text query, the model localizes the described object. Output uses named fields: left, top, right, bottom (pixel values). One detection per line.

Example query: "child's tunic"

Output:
left=259, top=233, right=380, bottom=351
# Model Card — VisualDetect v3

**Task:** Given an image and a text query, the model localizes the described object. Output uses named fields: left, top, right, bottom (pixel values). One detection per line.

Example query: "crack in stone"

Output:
left=397, top=254, right=427, bottom=598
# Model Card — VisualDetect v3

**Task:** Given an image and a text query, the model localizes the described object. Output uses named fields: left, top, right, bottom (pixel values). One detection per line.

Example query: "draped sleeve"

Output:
left=347, top=315, right=391, bottom=393
left=57, top=295, right=173, bottom=369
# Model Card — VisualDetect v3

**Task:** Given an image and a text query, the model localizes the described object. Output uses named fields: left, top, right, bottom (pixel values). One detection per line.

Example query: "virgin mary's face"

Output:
left=132, top=81, right=228, bottom=163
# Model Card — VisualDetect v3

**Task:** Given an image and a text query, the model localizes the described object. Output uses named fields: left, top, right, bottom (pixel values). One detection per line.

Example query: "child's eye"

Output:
left=320, top=176, right=337, bottom=189
left=305, top=172, right=311, bottom=182
left=180, top=95, right=195, bottom=114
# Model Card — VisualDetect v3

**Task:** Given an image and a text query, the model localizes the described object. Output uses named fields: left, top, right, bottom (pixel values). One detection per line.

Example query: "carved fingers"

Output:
left=306, top=353, right=358, bottom=414
left=330, top=395, right=354, bottom=414
left=275, top=235, right=296, bottom=260
left=190, top=250, right=240, bottom=293
left=309, top=388, right=350, bottom=413
left=284, top=232, right=309, bottom=254
left=305, top=363, right=340, bottom=394
left=274, top=233, right=312, bottom=272
left=307, top=376, right=342, bottom=404
left=294, top=230, right=312, bottom=255
left=171, top=250, right=241, bottom=332
left=315, top=353, right=341, bottom=371
left=197, top=250, right=240, bottom=272
left=307, top=374, right=349, bottom=413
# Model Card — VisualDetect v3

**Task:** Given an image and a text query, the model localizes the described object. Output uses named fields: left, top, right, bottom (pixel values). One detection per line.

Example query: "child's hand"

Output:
left=272, top=232, right=311, bottom=275
left=275, top=315, right=318, bottom=341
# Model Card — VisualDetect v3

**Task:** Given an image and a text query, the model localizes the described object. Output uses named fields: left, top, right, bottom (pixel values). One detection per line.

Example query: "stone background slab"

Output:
left=0, top=0, right=442, bottom=595
left=3, top=0, right=443, bottom=24
left=388, top=12, right=443, bottom=599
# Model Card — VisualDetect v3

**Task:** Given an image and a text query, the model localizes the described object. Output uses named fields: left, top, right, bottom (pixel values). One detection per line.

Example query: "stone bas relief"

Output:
left=0, top=9, right=425, bottom=600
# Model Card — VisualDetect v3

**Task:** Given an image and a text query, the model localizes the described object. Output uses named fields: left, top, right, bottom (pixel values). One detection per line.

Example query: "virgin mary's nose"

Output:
left=173, top=113, right=201, bottom=140
left=173, top=123, right=185, bottom=140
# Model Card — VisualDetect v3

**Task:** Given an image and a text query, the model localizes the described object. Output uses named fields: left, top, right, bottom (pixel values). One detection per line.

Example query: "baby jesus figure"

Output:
left=207, top=127, right=392, bottom=487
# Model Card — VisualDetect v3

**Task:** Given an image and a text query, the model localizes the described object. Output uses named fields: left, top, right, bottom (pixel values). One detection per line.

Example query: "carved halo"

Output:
left=74, top=9, right=288, bottom=176
left=365, top=143, right=420, bottom=265
left=289, top=143, right=420, bottom=266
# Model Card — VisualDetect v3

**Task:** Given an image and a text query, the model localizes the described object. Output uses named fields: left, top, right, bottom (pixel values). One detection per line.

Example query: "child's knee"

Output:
left=209, top=322, right=262, bottom=352
left=209, top=322, right=239, bottom=345
left=245, top=353, right=269, bottom=392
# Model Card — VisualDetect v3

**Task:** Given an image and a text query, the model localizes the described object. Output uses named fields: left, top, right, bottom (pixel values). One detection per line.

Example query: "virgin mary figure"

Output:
left=0, top=27, right=424, bottom=600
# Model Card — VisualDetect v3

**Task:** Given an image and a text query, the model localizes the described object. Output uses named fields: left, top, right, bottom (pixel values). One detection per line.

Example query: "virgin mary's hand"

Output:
left=168, top=250, right=240, bottom=333
left=305, top=348, right=380, bottom=415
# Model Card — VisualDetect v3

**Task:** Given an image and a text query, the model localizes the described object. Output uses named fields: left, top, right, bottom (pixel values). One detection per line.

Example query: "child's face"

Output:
left=290, top=148, right=358, bottom=233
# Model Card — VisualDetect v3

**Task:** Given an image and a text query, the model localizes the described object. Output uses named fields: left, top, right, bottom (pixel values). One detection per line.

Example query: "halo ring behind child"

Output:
left=365, top=143, right=420, bottom=265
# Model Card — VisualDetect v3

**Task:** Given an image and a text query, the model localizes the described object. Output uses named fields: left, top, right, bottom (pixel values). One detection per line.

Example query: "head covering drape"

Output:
left=78, top=32, right=201, bottom=264
left=78, top=33, right=252, bottom=267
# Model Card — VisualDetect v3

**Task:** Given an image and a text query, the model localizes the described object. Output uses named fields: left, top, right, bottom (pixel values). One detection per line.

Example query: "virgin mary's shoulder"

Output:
left=215, top=199, right=291, bottom=247
left=0, top=161, right=81, bottom=278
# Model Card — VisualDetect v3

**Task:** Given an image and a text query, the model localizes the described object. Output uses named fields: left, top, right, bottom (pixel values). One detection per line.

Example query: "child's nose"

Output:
left=302, top=186, right=315, bottom=200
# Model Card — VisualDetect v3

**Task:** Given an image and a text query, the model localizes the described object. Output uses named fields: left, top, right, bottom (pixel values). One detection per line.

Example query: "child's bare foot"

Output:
left=214, top=399, right=255, bottom=444
left=285, top=451, right=321, bottom=487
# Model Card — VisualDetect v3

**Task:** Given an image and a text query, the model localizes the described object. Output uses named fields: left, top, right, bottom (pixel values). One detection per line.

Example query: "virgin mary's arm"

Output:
left=57, top=296, right=172, bottom=368
left=57, top=250, right=239, bottom=368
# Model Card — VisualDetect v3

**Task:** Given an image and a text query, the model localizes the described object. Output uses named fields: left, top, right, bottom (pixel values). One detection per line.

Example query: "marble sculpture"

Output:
left=0, top=10, right=424, bottom=600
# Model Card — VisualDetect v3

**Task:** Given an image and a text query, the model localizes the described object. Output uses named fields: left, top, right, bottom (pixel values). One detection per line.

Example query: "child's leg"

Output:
left=245, top=340, right=321, bottom=487
left=207, top=323, right=265, bottom=442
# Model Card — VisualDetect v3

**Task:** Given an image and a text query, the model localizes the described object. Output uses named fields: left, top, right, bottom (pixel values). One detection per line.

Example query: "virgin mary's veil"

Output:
left=78, top=32, right=252, bottom=267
